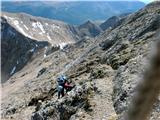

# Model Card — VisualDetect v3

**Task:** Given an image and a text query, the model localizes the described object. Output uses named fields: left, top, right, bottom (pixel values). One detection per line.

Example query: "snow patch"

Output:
left=16, top=24, right=31, bottom=37
left=47, top=34, right=52, bottom=41
left=13, top=20, right=19, bottom=25
left=56, top=44, right=59, bottom=47
left=36, top=44, right=38, bottom=47
left=4, top=15, right=14, bottom=21
left=3, top=15, right=14, bottom=21
left=59, top=43, right=67, bottom=49
left=17, top=60, right=19, bottom=64
left=44, top=46, right=48, bottom=58
left=8, top=17, right=14, bottom=21
left=3, top=15, right=8, bottom=19
left=10, top=66, right=16, bottom=75
left=45, top=23, right=48, bottom=26
left=13, top=20, right=33, bottom=38
left=32, top=22, right=37, bottom=28
left=37, top=22, right=45, bottom=33
left=30, top=48, right=35, bottom=52
left=52, top=24, right=60, bottom=29
left=32, top=22, right=45, bottom=33
left=24, top=25, right=29, bottom=30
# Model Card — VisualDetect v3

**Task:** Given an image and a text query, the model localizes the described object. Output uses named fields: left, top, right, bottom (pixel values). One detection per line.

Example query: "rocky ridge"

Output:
left=1, top=12, right=80, bottom=45
left=99, top=13, right=130, bottom=31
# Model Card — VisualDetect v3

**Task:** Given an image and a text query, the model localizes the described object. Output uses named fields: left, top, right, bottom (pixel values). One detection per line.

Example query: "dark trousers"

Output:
left=58, top=86, right=64, bottom=99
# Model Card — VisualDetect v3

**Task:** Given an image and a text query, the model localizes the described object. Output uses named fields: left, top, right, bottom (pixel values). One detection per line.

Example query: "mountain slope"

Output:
left=78, top=20, right=102, bottom=38
left=1, top=1, right=160, bottom=120
left=2, top=1, right=145, bottom=25
left=1, top=16, right=49, bottom=83
left=1, top=12, right=80, bottom=45
left=1, top=12, right=80, bottom=83
left=100, top=13, right=130, bottom=31
left=1, top=11, right=106, bottom=83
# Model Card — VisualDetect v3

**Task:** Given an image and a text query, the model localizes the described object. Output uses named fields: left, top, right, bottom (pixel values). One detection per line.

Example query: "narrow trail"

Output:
left=90, top=65, right=117, bottom=120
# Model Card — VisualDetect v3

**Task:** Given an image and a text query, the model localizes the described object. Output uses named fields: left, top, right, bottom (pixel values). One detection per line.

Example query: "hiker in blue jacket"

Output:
left=57, top=75, right=67, bottom=99
left=57, top=75, right=73, bottom=99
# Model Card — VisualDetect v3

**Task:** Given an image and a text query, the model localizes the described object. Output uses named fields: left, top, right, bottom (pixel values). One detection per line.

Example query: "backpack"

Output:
left=57, top=85, right=63, bottom=92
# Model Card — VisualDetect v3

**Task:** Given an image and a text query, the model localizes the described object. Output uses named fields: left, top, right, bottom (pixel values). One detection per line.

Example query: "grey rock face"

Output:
left=98, top=2, right=160, bottom=118
left=100, top=13, right=129, bottom=31
left=1, top=16, right=49, bottom=82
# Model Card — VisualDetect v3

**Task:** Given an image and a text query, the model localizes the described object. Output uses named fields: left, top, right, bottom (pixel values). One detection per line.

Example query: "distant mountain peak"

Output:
left=79, top=20, right=96, bottom=28
left=86, top=20, right=93, bottom=24
left=100, top=13, right=130, bottom=31
left=78, top=20, right=102, bottom=37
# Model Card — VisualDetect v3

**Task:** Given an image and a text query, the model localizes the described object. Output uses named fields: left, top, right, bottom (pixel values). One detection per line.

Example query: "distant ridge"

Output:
left=2, top=1, right=145, bottom=25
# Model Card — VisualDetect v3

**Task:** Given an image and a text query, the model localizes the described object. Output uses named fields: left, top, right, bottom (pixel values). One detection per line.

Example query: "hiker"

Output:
left=57, top=75, right=66, bottom=99
left=57, top=75, right=74, bottom=99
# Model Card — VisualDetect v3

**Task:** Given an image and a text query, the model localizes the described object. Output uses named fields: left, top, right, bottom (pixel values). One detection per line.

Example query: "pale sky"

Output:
left=140, top=0, right=153, bottom=3
left=1, top=0, right=153, bottom=4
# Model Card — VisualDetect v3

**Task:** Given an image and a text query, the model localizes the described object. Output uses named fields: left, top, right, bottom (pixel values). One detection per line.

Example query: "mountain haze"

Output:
left=2, top=1, right=145, bottom=25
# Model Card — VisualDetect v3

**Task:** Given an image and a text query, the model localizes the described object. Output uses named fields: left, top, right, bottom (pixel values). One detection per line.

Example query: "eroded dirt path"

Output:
left=90, top=65, right=117, bottom=120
